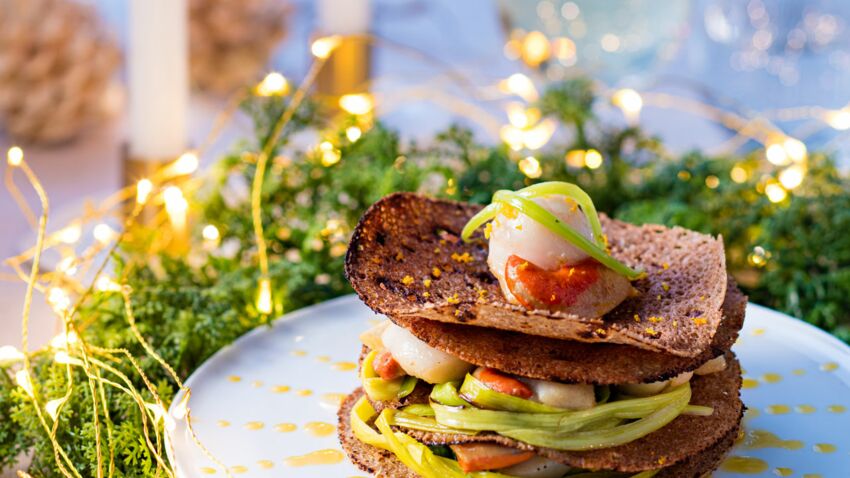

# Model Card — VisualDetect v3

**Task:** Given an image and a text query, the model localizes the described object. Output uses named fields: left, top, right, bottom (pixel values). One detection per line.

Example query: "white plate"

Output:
left=169, top=295, right=850, bottom=477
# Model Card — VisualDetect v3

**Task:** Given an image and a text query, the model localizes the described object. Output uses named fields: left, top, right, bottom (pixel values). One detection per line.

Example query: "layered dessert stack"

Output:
left=338, top=185, right=745, bottom=478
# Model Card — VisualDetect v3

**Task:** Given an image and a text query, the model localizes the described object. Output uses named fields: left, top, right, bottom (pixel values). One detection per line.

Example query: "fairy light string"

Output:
left=1, top=31, right=845, bottom=477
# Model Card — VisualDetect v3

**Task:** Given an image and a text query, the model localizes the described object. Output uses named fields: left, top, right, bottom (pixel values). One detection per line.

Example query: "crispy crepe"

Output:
left=383, top=278, right=745, bottom=385
left=338, top=386, right=742, bottom=478
left=346, top=193, right=727, bottom=358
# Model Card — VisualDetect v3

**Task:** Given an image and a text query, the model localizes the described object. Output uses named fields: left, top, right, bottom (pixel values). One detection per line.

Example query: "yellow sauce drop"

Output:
left=813, top=443, right=837, bottom=453
left=200, top=467, right=217, bottom=475
left=272, top=385, right=291, bottom=393
left=774, top=468, right=793, bottom=477
left=332, top=361, right=357, bottom=371
left=251, top=380, right=264, bottom=388
left=827, top=404, right=846, bottom=413
left=297, top=389, right=313, bottom=397
left=721, top=456, right=768, bottom=474
left=284, top=449, right=345, bottom=467
left=291, top=349, right=308, bottom=357
left=795, top=404, right=816, bottom=414
left=227, top=375, right=242, bottom=383
left=305, top=421, right=336, bottom=437
left=257, top=460, right=274, bottom=469
left=792, top=368, right=806, bottom=376
left=321, top=393, right=347, bottom=408
left=275, top=423, right=297, bottom=433
left=821, top=362, right=839, bottom=372
left=766, top=404, right=791, bottom=415
left=316, top=355, right=332, bottom=363
left=244, top=421, right=265, bottom=430
left=751, top=328, right=766, bottom=336
left=742, top=429, right=803, bottom=450
left=216, top=420, right=231, bottom=428
left=742, top=378, right=760, bottom=389
left=761, top=373, right=782, bottom=384
left=229, top=465, right=248, bottom=474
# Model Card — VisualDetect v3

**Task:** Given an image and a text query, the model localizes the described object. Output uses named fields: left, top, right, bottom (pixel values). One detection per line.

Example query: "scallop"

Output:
left=498, top=456, right=572, bottom=478
left=520, top=378, right=596, bottom=410
left=619, top=370, right=694, bottom=397
left=487, top=195, right=594, bottom=303
left=694, top=355, right=727, bottom=375
left=381, top=323, right=473, bottom=384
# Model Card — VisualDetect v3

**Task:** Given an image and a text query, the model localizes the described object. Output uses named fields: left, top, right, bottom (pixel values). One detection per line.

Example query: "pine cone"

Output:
left=189, top=0, right=289, bottom=94
left=0, top=0, right=121, bottom=145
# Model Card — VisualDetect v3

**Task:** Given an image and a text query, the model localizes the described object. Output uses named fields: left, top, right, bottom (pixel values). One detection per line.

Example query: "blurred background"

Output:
left=2, top=0, right=850, bottom=348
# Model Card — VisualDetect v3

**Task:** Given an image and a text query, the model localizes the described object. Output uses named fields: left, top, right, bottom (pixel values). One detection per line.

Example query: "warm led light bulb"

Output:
left=15, top=369, right=34, bottom=398
left=7, top=146, right=23, bottom=166
left=519, top=156, right=542, bottom=178
left=136, top=179, right=153, bottom=205
left=612, top=88, right=643, bottom=123
left=346, top=126, right=362, bottom=142
left=584, top=149, right=603, bottom=169
left=311, top=35, right=341, bottom=59
left=256, top=72, right=289, bottom=96
left=172, top=151, right=199, bottom=175
left=256, top=278, right=273, bottom=315
left=339, top=93, right=374, bottom=116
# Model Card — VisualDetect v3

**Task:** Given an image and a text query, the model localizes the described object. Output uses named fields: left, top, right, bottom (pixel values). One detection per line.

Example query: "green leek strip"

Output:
left=459, top=374, right=565, bottom=413
left=432, top=384, right=690, bottom=435
left=361, top=350, right=419, bottom=402
left=492, top=191, right=643, bottom=280
left=402, top=404, right=436, bottom=417
left=353, top=396, right=657, bottom=477
left=366, top=405, right=514, bottom=478
left=515, top=182, right=605, bottom=246
left=431, top=381, right=473, bottom=407
left=502, top=387, right=689, bottom=450
left=682, top=405, right=714, bottom=416
left=461, top=202, right=501, bottom=242
left=388, top=409, right=478, bottom=435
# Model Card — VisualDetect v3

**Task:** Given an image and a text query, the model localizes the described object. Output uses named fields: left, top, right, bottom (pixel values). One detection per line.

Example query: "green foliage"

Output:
left=2, top=79, right=850, bottom=476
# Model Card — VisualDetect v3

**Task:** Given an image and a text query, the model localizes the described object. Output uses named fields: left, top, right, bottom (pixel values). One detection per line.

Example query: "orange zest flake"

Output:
left=657, top=457, right=667, bottom=466
left=484, top=222, right=492, bottom=239
left=395, top=251, right=404, bottom=261
left=431, top=267, right=442, bottom=278
left=648, top=316, right=663, bottom=323
left=595, top=328, right=607, bottom=336
left=454, top=309, right=462, bottom=317
left=692, top=317, right=707, bottom=326
left=656, top=294, right=662, bottom=301
left=423, top=279, right=432, bottom=288
left=515, top=223, right=523, bottom=231
left=518, top=261, right=530, bottom=271
left=447, top=293, right=460, bottom=304
left=370, top=257, right=382, bottom=264
left=699, top=295, right=705, bottom=301
left=423, top=292, right=431, bottom=298
left=476, top=288, right=488, bottom=300
left=661, top=282, right=670, bottom=292
left=673, top=320, right=678, bottom=328
left=662, top=262, right=670, bottom=270
left=433, top=247, right=441, bottom=254
left=451, top=252, right=473, bottom=264
left=401, top=275, right=414, bottom=286
left=633, top=314, right=641, bottom=323
left=645, top=327, right=659, bottom=336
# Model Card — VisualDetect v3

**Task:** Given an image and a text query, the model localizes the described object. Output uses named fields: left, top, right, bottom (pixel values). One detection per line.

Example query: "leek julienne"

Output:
left=351, top=396, right=659, bottom=477
left=460, top=182, right=644, bottom=280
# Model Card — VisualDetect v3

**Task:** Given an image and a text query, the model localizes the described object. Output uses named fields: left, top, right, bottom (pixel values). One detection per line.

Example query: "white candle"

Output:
left=128, top=0, right=188, bottom=160
left=317, top=0, right=371, bottom=35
